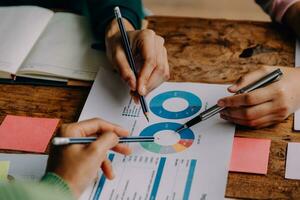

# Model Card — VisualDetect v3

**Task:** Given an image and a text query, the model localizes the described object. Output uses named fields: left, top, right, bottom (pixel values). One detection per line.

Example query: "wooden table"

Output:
left=0, top=16, right=298, bottom=199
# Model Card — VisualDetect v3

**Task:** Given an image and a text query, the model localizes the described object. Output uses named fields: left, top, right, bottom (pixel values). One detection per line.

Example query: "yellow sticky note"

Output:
left=0, top=161, right=10, bottom=181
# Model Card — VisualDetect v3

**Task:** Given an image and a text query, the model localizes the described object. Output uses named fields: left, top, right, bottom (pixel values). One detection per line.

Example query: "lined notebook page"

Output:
left=19, top=12, right=109, bottom=81
left=0, top=6, right=53, bottom=75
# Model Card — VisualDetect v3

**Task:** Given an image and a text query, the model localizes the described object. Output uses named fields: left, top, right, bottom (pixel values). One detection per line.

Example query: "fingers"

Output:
left=114, top=46, right=136, bottom=90
left=220, top=101, right=275, bottom=120
left=220, top=113, right=281, bottom=128
left=137, top=30, right=157, bottom=95
left=228, top=66, right=274, bottom=93
left=218, top=82, right=279, bottom=107
left=220, top=99, right=289, bottom=128
left=130, top=91, right=140, bottom=104
left=108, top=29, right=169, bottom=95
left=136, top=30, right=169, bottom=96
left=74, top=118, right=129, bottom=137
left=87, top=132, right=119, bottom=160
left=101, top=158, right=114, bottom=180
left=111, top=144, right=132, bottom=155
left=145, top=46, right=170, bottom=93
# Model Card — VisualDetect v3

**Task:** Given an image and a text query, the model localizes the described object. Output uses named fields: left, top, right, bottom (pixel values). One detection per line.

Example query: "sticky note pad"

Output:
left=229, top=137, right=271, bottom=174
left=285, top=142, right=300, bottom=180
left=0, top=161, right=10, bottom=181
left=0, top=115, right=59, bottom=153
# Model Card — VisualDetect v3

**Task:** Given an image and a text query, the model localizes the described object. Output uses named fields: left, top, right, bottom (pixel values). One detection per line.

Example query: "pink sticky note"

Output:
left=0, top=115, right=59, bottom=153
left=229, top=137, right=271, bottom=174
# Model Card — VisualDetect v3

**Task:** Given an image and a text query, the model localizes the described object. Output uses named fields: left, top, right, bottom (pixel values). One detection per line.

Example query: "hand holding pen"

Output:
left=177, top=68, right=283, bottom=131
left=47, top=118, right=132, bottom=198
left=108, top=7, right=169, bottom=121
left=113, top=7, right=149, bottom=121
left=218, top=66, right=300, bottom=128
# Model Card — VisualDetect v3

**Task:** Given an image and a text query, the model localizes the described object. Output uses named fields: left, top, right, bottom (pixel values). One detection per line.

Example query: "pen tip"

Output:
left=176, top=126, right=185, bottom=133
left=145, top=113, right=150, bottom=122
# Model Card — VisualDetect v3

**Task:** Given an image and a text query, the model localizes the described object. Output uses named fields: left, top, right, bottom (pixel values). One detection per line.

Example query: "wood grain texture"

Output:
left=0, top=16, right=298, bottom=199
left=0, top=84, right=90, bottom=153
left=147, top=16, right=299, bottom=199
left=0, top=85, right=89, bottom=123
left=148, top=16, right=294, bottom=84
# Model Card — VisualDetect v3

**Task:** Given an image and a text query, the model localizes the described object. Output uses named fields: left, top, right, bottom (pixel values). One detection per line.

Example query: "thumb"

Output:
left=228, top=67, right=273, bottom=93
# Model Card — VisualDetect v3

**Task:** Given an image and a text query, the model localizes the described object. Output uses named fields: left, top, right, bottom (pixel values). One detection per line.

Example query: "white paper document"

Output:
left=285, top=142, right=300, bottom=180
left=79, top=68, right=235, bottom=200
left=0, top=153, right=48, bottom=181
left=294, top=40, right=300, bottom=131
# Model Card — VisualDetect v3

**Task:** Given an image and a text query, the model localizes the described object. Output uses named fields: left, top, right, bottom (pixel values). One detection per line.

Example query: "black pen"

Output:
left=176, top=68, right=283, bottom=132
left=114, top=6, right=149, bottom=122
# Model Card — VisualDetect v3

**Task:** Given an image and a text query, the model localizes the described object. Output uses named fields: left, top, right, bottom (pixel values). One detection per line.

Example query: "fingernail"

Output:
left=111, top=172, right=115, bottom=179
left=140, top=86, right=147, bottom=96
left=228, top=85, right=237, bottom=91
left=218, top=100, right=225, bottom=107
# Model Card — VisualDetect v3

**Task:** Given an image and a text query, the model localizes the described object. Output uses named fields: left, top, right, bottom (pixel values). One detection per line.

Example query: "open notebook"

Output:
left=0, top=6, right=110, bottom=82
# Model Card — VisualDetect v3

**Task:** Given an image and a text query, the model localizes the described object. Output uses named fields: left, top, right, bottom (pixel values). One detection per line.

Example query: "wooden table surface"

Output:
left=0, top=16, right=299, bottom=199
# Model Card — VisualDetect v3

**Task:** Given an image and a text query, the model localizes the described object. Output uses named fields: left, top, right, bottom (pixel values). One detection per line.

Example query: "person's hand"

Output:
left=47, top=118, right=131, bottom=198
left=105, top=19, right=170, bottom=97
left=217, top=66, right=300, bottom=128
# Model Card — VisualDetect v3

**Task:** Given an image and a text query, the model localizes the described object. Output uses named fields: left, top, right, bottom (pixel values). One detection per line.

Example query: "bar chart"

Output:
left=92, top=154, right=197, bottom=200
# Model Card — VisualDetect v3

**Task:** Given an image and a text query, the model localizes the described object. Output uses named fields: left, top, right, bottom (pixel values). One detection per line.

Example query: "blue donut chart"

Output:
left=149, top=91, right=202, bottom=119
left=140, top=122, right=195, bottom=154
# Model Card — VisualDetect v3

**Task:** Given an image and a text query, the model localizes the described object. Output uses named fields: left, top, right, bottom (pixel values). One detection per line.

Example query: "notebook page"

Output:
left=19, top=12, right=109, bottom=81
left=0, top=6, right=53, bottom=75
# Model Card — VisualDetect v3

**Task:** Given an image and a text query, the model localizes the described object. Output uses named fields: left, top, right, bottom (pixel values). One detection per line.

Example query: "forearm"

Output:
left=283, top=2, right=300, bottom=37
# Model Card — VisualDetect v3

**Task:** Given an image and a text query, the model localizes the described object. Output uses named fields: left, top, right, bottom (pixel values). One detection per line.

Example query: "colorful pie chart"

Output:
left=140, top=122, right=195, bottom=154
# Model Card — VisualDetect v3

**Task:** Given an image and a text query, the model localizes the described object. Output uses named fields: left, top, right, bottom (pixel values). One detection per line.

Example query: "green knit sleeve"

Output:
left=86, top=0, right=145, bottom=42
left=0, top=173, right=74, bottom=200
left=40, top=172, right=72, bottom=195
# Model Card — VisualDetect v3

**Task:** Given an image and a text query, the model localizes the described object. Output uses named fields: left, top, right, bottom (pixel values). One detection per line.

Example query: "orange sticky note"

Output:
left=0, top=115, right=59, bottom=153
left=229, top=137, right=271, bottom=174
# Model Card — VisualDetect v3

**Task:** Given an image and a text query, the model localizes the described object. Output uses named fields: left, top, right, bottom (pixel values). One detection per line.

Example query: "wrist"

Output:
left=105, top=19, right=135, bottom=41
left=283, top=2, right=300, bottom=36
